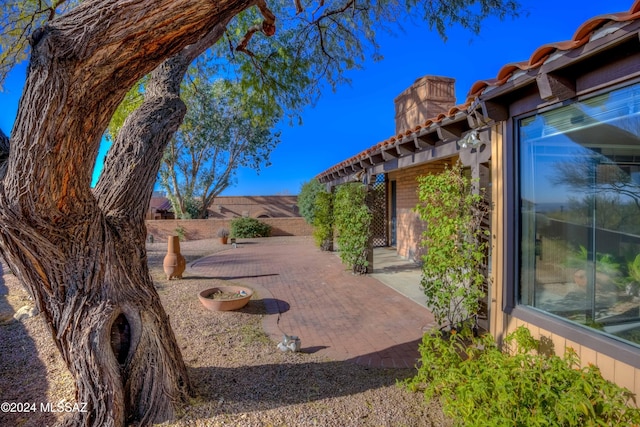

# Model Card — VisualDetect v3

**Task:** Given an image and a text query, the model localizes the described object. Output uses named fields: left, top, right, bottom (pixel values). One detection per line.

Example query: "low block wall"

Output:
left=145, top=218, right=313, bottom=241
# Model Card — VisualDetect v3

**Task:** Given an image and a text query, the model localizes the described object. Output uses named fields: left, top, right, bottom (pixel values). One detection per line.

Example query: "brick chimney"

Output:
left=393, top=75, right=456, bottom=135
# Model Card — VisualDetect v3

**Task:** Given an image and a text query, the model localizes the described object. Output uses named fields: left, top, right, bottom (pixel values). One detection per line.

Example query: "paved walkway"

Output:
left=190, top=237, right=436, bottom=369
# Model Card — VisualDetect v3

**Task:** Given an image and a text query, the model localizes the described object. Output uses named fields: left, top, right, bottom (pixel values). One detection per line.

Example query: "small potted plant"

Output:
left=217, top=227, right=230, bottom=244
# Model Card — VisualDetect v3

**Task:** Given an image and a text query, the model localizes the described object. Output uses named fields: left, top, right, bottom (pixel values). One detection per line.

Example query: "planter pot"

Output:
left=198, top=286, right=253, bottom=311
left=220, top=236, right=228, bottom=245
left=163, top=236, right=186, bottom=279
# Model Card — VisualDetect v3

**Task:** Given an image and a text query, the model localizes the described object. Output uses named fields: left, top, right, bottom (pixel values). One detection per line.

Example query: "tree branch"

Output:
left=48, top=0, right=69, bottom=21
left=236, top=0, right=276, bottom=55
left=6, top=0, right=250, bottom=221
left=94, top=20, right=231, bottom=224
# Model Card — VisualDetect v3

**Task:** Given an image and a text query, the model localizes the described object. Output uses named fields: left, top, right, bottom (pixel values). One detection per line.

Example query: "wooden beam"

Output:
left=481, top=100, right=509, bottom=122
left=536, top=72, right=576, bottom=102
left=397, top=141, right=417, bottom=155
left=350, top=163, right=363, bottom=172
left=415, top=132, right=439, bottom=148
left=436, top=119, right=470, bottom=141
left=359, top=158, right=373, bottom=168
left=382, top=148, right=400, bottom=161
left=437, top=127, right=458, bottom=140
left=369, top=153, right=385, bottom=165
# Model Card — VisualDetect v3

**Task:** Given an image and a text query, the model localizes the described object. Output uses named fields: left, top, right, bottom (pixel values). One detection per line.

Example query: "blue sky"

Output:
left=0, top=0, right=635, bottom=196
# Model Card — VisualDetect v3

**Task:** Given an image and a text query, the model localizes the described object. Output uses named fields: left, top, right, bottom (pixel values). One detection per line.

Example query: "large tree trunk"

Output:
left=0, top=0, right=255, bottom=425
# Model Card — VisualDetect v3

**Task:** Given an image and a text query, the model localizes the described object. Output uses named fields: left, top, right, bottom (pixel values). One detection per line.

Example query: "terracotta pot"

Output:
left=220, top=236, right=228, bottom=245
left=198, top=286, right=253, bottom=311
left=163, top=236, right=186, bottom=279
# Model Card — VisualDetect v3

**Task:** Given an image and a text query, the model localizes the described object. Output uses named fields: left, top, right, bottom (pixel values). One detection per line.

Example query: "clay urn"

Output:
left=163, top=235, right=186, bottom=279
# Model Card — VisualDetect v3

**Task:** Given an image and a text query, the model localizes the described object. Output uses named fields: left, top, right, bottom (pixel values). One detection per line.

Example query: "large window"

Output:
left=519, top=83, right=640, bottom=348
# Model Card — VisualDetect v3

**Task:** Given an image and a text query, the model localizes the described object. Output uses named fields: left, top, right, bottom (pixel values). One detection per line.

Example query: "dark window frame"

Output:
left=505, top=79, right=640, bottom=368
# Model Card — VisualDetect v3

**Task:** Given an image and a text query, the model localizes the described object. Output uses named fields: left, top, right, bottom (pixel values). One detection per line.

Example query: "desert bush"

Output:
left=334, top=182, right=371, bottom=274
left=298, top=179, right=324, bottom=225
left=312, top=190, right=333, bottom=251
left=404, top=326, right=640, bottom=426
left=230, top=217, right=271, bottom=238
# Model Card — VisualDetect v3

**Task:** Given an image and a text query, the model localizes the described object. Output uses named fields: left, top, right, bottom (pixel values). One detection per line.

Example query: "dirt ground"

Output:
left=0, top=237, right=449, bottom=426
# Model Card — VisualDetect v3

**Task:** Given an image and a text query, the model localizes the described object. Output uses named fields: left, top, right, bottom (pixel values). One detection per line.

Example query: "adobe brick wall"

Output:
left=208, top=195, right=300, bottom=218
left=389, top=159, right=453, bottom=261
left=145, top=218, right=313, bottom=242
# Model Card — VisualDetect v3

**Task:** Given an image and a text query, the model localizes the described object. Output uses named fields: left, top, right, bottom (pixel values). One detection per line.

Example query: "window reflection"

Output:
left=519, top=83, right=640, bottom=347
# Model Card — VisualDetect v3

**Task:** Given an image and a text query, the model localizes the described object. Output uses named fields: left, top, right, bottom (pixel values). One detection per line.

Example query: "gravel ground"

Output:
left=0, top=237, right=449, bottom=426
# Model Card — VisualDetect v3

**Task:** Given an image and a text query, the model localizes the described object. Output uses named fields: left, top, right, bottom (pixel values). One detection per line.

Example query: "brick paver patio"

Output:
left=190, top=237, right=435, bottom=368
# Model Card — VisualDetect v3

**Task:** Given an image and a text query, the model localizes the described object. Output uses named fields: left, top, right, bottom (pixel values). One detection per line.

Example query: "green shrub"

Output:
left=230, top=217, right=271, bottom=238
left=312, top=190, right=333, bottom=251
left=299, top=179, right=324, bottom=225
left=174, top=225, right=186, bottom=241
left=334, top=182, right=371, bottom=274
left=404, top=326, right=640, bottom=426
left=300, top=179, right=334, bottom=250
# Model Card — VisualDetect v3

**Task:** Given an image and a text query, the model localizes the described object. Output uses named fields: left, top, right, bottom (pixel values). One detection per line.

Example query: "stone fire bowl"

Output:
left=198, top=286, right=253, bottom=311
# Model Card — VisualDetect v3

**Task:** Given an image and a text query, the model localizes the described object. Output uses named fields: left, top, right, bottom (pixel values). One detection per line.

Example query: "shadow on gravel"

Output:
left=0, top=264, right=57, bottom=427
left=188, top=348, right=417, bottom=413
left=345, top=338, right=422, bottom=368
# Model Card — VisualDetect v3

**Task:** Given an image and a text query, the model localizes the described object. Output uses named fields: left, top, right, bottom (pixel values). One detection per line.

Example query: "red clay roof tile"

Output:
left=318, top=2, right=640, bottom=180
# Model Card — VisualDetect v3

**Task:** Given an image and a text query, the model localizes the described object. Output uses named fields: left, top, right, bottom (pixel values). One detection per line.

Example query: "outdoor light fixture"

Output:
left=353, top=169, right=367, bottom=183
left=459, top=130, right=481, bottom=149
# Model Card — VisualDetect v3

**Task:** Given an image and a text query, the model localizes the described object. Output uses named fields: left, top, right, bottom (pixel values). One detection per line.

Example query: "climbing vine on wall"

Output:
left=334, top=182, right=372, bottom=274
left=415, top=161, right=489, bottom=328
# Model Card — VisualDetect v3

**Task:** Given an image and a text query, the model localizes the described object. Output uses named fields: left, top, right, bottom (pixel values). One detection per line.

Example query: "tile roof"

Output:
left=149, top=197, right=173, bottom=211
left=317, top=0, right=640, bottom=180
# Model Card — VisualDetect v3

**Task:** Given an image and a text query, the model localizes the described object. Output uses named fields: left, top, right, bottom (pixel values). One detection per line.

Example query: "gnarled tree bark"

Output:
left=0, top=1, right=255, bottom=425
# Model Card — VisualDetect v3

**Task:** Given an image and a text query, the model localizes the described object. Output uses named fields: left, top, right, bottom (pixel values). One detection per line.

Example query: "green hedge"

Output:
left=404, top=326, right=640, bottom=426
left=298, top=179, right=324, bottom=225
left=230, top=217, right=272, bottom=238
left=312, top=190, right=333, bottom=251
left=334, top=183, right=371, bottom=274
